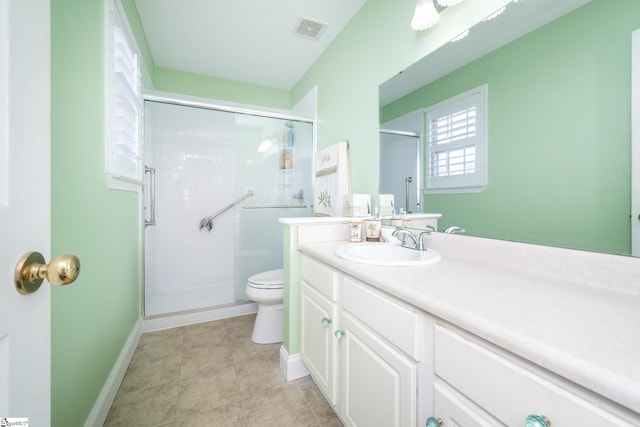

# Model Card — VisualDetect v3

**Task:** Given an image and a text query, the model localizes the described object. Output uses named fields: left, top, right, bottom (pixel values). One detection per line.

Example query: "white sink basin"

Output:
left=334, top=242, right=441, bottom=266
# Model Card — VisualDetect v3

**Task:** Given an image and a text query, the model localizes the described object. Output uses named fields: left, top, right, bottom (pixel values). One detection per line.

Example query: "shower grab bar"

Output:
left=144, top=166, right=156, bottom=227
left=242, top=204, right=307, bottom=209
left=199, top=189, right=254, bottom=231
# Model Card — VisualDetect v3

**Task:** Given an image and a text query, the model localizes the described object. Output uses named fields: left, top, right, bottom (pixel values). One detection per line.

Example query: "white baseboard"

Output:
left=142, top=302, right=258, bottom=332
left=279, top=345, right=309, bottom=382
left=85, top=317, right=143, bottom=427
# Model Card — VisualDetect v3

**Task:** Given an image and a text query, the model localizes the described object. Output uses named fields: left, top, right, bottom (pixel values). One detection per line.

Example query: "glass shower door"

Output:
left=233, top=115, right=313, bottom=300
left=144, top=101, right=238, bottom=316
left=143, top=100, right=313, bottom=316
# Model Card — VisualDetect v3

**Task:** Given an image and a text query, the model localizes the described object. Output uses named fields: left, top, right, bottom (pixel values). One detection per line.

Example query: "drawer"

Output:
left=301, top=255, right=338, bottom=301
left=434, top=379, right=500, bottom=427
left=343, top=276, right=421, bottom=360
left=434, top=325, right=634, bottom=427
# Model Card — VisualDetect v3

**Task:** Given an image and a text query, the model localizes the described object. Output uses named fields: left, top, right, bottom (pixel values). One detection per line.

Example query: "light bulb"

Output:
left=411, top=0, right=440, bottom=31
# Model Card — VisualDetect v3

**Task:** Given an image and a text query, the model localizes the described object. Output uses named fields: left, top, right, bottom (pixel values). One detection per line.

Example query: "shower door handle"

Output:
left=145, top=166, right=156, bottom=227
left=405, top=177, right=413, bottom=214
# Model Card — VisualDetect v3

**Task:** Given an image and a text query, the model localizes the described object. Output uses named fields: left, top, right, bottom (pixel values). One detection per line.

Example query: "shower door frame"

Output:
left=141, top=92, right=315, bottom=318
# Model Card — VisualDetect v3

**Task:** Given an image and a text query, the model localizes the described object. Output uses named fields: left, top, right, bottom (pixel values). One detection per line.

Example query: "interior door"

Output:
left=0, top=0, right=52, bottom=423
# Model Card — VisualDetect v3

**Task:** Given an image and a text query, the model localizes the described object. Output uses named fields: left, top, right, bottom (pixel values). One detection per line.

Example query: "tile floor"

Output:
left=104, top=314, right=343, bottom=427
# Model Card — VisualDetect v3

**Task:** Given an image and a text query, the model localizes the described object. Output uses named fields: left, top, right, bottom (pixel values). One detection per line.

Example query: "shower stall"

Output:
left=143, top=99, right=313, bottom=316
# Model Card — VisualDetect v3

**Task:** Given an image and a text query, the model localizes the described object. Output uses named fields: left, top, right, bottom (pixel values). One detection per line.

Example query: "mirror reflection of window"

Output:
left=425, top=84, right=487, bottom=194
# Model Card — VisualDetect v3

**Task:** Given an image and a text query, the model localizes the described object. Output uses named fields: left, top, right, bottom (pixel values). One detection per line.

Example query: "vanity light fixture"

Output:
left=411, top=0, right=440, bottom=31
left=412, top=0, right=465, bottom=31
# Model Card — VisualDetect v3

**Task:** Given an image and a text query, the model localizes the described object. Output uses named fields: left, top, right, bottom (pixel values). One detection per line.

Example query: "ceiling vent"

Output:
left=294, top=17, right=328, bottom=40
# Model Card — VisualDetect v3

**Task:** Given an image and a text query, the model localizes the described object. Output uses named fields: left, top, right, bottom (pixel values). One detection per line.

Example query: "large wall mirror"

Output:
left=379, top=0, right=640, bottom=256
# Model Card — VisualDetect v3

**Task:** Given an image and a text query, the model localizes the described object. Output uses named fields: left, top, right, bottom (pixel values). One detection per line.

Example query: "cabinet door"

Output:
left=301, top=281, right=339, bottom=405
left=341, top=312, right=417, bottom=427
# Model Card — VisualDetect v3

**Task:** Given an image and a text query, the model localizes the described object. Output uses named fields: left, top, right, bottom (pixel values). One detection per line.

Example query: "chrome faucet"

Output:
left=392, top=228, right=432, bottom=251
left=443, top=226, right=466, bottom=234
left=392, top=228, right=417, bottom=248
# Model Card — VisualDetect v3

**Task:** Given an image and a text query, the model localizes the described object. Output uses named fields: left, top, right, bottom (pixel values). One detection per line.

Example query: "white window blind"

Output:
left=107, top=0, right=142, bottom=190
left=425, top=85, right=487, bottom=193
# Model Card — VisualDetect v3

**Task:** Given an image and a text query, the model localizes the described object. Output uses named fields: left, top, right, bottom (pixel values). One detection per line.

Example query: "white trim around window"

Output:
left=105, top=0, right=143, bottom=192
left=424, top=84, right=488, bottom=194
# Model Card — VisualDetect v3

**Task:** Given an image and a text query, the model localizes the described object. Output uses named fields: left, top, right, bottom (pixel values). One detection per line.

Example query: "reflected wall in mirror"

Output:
left=380, top=0, right=640, bottom=255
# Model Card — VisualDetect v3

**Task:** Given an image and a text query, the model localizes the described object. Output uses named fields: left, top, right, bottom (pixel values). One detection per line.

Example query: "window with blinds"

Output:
left=425, top=85, right=487, bottom=193
left=106, top=0, right=141, bottom=191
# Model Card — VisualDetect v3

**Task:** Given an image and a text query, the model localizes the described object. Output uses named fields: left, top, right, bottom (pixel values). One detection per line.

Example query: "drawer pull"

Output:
left=526, top=415, right=551, bottom=427
left=334, top=329, right=345, bottom=339
left=425, top=417, right=443, bottom=427
left=321, top=317, right=332, bottom=327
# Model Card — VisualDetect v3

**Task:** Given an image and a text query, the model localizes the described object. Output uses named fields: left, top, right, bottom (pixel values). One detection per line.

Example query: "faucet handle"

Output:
left=391, top=227, right=408, bottom=245
left=443, top=226, right=465, bottom=234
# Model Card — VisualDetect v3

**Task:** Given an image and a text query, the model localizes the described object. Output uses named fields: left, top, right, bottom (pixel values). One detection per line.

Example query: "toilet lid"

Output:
left=248, top=269, right=283, bottom=289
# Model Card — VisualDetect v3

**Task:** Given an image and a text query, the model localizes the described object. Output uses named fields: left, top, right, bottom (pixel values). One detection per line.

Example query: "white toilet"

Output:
left=245, top=269, right=284, bottom=344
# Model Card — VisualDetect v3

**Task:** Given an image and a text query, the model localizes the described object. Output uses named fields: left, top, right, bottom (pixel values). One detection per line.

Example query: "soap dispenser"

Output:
left=287, top=129, right=294, bottom=147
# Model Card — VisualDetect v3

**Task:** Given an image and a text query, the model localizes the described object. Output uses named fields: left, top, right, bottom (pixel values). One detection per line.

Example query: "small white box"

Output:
left=343, top=194, right=371, bottom=217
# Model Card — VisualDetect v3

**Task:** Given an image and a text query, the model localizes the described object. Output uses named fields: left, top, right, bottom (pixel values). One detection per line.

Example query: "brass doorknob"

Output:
left=14, top=251, right=80, bottom=295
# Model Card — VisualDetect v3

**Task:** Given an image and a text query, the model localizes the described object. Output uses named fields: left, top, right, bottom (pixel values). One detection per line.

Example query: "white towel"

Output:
left=313, top=141, right=351, bottom=217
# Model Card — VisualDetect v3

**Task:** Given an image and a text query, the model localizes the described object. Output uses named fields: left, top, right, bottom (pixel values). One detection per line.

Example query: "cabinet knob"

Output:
left=425, top=417, right=443, bottom=427
left=321, top=317, right=332, bottom=327
left=334, top=330, right=345, bottom=339
left=526, top=415, right=551, bottom=427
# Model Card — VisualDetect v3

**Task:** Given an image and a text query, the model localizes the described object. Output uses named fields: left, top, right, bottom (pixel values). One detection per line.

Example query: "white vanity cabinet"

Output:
left=300, top=255, right=340, bottom=405
left=340, top=276, right=425, bottom=427
left=286, top=225, right=640, bottom=427
left=299, top=254, right=430, bottom=427
left=433, top=324, right=637, bottom=427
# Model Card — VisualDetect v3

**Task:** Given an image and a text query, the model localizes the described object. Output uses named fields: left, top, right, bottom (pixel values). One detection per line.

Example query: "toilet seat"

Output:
left=247, top=269, right=283, bottom=290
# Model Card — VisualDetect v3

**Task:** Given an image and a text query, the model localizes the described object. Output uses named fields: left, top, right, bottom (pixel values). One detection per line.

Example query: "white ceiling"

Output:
left=134, top=0, right=367, bottom=90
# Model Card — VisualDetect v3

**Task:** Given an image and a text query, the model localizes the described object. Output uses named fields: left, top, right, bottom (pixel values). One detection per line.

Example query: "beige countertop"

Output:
left=297, top=238, right=640, bottom=416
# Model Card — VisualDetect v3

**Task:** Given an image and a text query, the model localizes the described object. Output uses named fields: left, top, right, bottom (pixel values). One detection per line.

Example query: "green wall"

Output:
left=51, top=1, right=141, bottom=425
left=154, top=67, right=291, bottom=110
left=381, top=0, right=639, bottom=255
